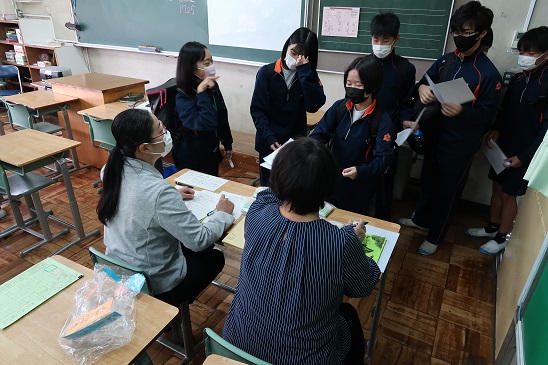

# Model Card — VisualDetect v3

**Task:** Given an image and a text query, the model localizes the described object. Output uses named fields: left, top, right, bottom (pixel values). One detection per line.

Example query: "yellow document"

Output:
left=222, top=217, right=246, bottom=249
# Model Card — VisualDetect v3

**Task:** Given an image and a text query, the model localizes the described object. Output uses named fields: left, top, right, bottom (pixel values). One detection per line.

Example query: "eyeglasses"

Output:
left=150, top=122, right=167, bottom=140
left=451, top=31, right=478, bottom=37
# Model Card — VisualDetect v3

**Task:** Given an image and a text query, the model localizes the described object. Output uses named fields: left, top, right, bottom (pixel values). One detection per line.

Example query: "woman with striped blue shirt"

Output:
left=223, top=138, right=380, bottom=365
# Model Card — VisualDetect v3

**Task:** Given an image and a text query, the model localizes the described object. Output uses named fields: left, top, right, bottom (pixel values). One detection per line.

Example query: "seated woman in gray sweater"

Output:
left=97, top=109, right=234, bottom=307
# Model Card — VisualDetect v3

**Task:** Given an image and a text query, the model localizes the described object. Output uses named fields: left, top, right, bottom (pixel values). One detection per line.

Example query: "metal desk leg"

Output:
left=49, top=158, right=100, bottom=256
left=365, top=270, right=388, bottom=363
left=59, top=106, right=81, bottom=170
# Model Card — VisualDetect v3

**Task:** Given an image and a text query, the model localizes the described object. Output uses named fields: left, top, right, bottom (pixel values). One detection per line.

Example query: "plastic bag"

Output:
left=58, top=264, right=145, bottom=365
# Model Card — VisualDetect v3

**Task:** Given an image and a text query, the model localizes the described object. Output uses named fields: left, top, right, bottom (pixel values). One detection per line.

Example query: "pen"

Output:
left=207, top=209, right=216, bottom=216
left=175, top=181, right=194, bottom=189
left=228, top=159, right=234, bottom=168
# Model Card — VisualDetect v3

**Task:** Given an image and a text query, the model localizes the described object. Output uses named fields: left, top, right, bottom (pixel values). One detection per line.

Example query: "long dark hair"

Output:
left=176, top=41, right=208, bottom=95
left=281, top=27, right=319, bottom=70
left=97, top=109, right=155, bottom=225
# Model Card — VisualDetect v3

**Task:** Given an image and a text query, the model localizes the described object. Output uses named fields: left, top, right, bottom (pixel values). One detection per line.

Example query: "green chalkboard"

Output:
left=74, top=0, right=306, bottom=63
left=522, top=253, right=548, bottom=364
left=318, top=0, right=454, bottom=60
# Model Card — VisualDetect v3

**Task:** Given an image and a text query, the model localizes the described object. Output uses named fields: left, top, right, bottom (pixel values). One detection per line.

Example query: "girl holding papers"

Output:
left=223, top=138, right=380, bottom=365
left=310, top=55, right=394, bottom=215
left=97, top=109, right=234, bottom=313
left=173, top=41, right=233, bottom=176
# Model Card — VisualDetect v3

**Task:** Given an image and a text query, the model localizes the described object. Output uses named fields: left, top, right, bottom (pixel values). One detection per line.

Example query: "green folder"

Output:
left=361, top=234, right=387, bottom=263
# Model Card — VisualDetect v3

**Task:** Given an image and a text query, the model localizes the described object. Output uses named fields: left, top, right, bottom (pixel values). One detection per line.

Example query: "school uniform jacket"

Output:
left=310, top=98, right=394, bottom=180
left=174, top=84, right=233, bottom=172
left=251, top=58, right=326, bottom=156
left=492, top=62, right=548, bottom=164
left=418, top=49, right=501, bottom=167
left=375, top=51, right=417, bottom=132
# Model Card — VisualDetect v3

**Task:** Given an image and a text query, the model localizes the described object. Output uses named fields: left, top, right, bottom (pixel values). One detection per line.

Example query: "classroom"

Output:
left=0, top=0, right=547, bottom=364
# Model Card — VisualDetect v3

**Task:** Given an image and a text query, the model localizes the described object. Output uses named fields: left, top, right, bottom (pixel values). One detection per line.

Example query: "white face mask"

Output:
left=147, top=130, right=173, bottom=157
left=518, top=52, right=546, bottom=71
left=195, top=64, right=216, bottom=79
left=284, top=53, right=297, bottom=70
left=372, top=43, right=393, bottom=59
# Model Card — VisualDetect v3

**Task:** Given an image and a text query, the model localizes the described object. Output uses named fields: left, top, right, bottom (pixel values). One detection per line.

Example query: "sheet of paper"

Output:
left=425, top=73, right=444, bottom=103
left=219, top=191, right=249, bottom=221
left=0, top=257, right=83, bottom=330
left=395, top=107, right=424, bottom=146
left=362, top=225, right=400, bottom=273
left=482, top=139, right=509, bottom=174
left=261, top=138, right=294, bottom=170
left=436, top=77, right=476, bottom=105
left=175, top=170, right=228, bottom=191
left=321, top=7, right=360, bottom=38
left=184, top=190, right=219, bottom=222
left=222, top=217, right=246, bottom=249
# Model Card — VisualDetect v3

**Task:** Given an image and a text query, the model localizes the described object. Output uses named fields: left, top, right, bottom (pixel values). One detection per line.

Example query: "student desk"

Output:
left=78, top=101, right=137, bottom=120
left=0, top=255, right=178, bottom=365
left=2, top=90, right=83, bottom=170
left=166, top=169, right=400, bottom=361
left=203, top=354, right=246, bottom=365
left=0, top=129, right=100, bottom=257
left=307, top=110, right=325, bottom=129
left=49, top=73, right=149, bottom=169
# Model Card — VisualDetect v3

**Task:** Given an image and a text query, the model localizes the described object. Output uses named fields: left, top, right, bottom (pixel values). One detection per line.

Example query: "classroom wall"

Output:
left=7, top=0, right=546, bottom=204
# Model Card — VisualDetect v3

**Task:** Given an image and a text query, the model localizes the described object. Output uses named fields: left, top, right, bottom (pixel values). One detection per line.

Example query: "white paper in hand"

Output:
left=260, top=138, right=294, bottom=170
left=482, top=139, right=508, bottom=175
left=425, top=73, right=444, bottom=103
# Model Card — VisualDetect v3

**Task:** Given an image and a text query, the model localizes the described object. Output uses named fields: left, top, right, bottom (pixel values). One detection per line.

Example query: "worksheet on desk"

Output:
left=184, top=190, right=248, bottom=222
left=175, top=171, right=228, bottom=191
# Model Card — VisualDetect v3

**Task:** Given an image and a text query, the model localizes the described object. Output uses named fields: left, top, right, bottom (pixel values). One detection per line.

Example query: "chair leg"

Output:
left=180, top=300, right=196, bottom=359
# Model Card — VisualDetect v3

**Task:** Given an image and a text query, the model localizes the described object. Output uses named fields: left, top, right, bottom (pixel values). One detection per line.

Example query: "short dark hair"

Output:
left=481, top=28, right=493, bottom=49
left=518, top=26, right=548, bottom=53
left=450, top=1, right=493, bottom=34
left=280, top=27, right=319, bottom=70
left=176, top=41, right=208, bottom=95
left=343, top=55, right=383, bottom=99
left=370, top=12, right=400, bottom=38
left=97, top=109, right=156, bottom=225
left=270, top=138, right=339, bottom=215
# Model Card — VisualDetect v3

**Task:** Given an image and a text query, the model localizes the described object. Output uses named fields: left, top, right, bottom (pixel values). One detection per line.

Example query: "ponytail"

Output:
left=96, top=109, right=155, bottom=225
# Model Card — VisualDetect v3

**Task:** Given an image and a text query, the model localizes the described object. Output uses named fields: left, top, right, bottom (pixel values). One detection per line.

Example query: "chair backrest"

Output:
left=88, top=246, right=154, bottom=295
left=0, top=65, right=22, bottom=93
left=82, top=114, right=116, bottom=150
left=2, top=100, right=33, bottom=129
left=204, top=328, right=272, bottom=365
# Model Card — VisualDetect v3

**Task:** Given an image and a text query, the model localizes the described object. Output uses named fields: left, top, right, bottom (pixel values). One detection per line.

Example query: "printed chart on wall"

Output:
left=318, top=0, right=454, bottom=60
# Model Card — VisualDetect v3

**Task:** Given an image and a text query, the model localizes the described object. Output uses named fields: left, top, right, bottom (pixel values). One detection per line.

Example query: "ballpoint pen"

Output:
left=175, top=181, right=194, bottom=189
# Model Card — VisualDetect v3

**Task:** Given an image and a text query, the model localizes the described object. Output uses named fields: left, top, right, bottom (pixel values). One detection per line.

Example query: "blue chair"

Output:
left=204, top=328, right=272, bottom=365
left=0, top=65, right=23, bottom=97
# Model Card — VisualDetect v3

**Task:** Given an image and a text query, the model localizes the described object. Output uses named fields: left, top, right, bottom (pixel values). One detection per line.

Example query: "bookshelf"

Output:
left=0, top=18, right=87, bottom=92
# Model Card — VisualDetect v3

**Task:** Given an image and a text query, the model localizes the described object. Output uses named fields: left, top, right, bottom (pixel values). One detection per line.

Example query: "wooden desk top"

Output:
left=2, top=90, right=79, bottom=110
left=203, top=354, right=247, bottom=365
left=0, top=129, right=81, bottom=167
left=166, top=169, right=399, bottom=233
left=78, top=101, right=137, bottom=120
left=307, top=110, right=325, bottom=127
left=49, top=73, right=149, bottom=93
left=0, top=256, right=178, bottom=365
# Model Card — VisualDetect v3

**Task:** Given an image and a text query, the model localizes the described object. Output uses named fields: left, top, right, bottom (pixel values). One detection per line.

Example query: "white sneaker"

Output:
left=418, top=240, right=438, bottom=255
left=0, top=209, right=6, bottom=220
left=398, top=218, right=429, bottom=231
left=479, top=240, right=508, bottom=255
left=465, top=227, right=497, bottom=238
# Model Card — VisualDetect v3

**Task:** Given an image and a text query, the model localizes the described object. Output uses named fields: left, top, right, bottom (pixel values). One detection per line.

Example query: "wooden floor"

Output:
left=0, top=148, right=497, bottom=364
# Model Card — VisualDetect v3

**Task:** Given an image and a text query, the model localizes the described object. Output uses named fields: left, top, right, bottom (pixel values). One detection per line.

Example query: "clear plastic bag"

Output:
left=58, top=264, right=145, bottom=365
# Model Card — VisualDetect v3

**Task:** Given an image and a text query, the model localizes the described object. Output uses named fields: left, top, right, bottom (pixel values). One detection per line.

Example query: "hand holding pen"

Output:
left=175, top=182, right=195, bottom=200
left=216, top=194, right=234, bottom=215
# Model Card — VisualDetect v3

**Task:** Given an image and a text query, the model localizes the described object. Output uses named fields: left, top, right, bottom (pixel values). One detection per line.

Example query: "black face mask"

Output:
left=345, top=87, right=369, bottom=104
left=453, top=35, right=479, bottom=53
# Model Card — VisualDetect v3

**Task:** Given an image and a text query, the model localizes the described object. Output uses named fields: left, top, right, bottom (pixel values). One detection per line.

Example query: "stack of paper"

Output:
left=175, top=171, right=228, bottom=191
left=260, top=138, right=294, bottom=170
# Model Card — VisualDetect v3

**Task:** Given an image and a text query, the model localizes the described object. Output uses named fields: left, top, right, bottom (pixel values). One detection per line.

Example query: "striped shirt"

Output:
left=223, top=190, right=380, bottom=365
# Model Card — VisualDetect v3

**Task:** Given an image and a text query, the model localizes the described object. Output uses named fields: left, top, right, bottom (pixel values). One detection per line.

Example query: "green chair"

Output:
left=89, top=247, right=202, bottom=365
left=82, top=114, right=115, bottom=190
left=204, top=328, right=272, bottom=365
left=2, top=99, right=64, bottom=135
left=0, top=163, right=69, bottom=257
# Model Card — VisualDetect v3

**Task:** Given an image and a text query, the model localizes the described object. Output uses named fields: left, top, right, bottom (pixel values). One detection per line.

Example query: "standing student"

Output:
left=173, top=41, right=233, bottom=176
left=98, top=109, right=234, bottom=309
left=310, top=55, right=394, bottom=215
left=223, top=138, right=380, bottom=365
left=466, top=26, right=548, bottom=255
left=251, top=27, right=326, bottom=186
left=370, top=12, right=416, bottom=221
left=398, top=1, right=502, bottom=255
